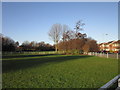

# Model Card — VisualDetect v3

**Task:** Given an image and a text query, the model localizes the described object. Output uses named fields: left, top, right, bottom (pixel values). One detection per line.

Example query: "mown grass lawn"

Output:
left=2, top=54, right=118, bottom=88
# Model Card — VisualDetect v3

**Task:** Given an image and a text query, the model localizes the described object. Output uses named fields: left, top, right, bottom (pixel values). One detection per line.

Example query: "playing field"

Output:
left=2, top=54, right=118, bottom=88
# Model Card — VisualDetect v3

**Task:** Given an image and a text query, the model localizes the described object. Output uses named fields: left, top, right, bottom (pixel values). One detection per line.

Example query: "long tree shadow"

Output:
left=2, top=55, right=93, bottom=73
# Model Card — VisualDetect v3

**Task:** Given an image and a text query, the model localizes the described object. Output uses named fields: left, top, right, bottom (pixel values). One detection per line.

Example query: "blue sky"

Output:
left=2, top=2, right=118, bottom=45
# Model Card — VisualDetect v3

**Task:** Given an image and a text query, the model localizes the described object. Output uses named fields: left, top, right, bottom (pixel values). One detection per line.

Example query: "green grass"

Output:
left=2, top=54, right=118, bottom=88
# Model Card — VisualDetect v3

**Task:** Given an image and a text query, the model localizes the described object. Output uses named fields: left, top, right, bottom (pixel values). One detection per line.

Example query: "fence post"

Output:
left=102, top=53, right=104, bottom=57
left=107, top=53, right=109, bottom=58
left=101, top=52, right=102, bottom=57
left=117, top=53, right=119, bottom=59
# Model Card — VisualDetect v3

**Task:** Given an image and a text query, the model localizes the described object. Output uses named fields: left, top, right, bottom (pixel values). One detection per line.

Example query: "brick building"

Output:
left=99, top=40, right=120, bottom=53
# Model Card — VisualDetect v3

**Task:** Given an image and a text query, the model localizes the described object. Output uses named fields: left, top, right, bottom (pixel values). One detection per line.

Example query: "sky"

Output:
left=2, top=2, right=118, bottom=45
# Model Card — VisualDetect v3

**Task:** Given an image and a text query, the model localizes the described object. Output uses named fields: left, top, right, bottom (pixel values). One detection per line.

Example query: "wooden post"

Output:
left=117, top=53, right=119, bottom=59
left=106, top=53, right=108, bottom=58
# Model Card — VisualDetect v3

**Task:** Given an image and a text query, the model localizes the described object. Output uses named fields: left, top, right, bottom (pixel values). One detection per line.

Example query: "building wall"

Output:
left=99, top=41, right=120, bottom=53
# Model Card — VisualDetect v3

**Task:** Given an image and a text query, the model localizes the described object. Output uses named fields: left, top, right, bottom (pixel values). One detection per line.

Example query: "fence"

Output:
left=85, top=52, right=119, bottom=59
left=2, top=51, right=120, bottom=59
left=98, top=74, right=120, bottom=90
left=2, top=51, right=64, bottom=56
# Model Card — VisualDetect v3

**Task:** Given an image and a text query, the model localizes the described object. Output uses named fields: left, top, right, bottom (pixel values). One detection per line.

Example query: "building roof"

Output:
left=99, top=40, right=120, bottom=46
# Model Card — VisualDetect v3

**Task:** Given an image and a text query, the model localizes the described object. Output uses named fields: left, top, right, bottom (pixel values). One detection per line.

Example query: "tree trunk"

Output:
left=55, top=42, right=58, bottom=52
left=55, top=45, right=57, bottom=52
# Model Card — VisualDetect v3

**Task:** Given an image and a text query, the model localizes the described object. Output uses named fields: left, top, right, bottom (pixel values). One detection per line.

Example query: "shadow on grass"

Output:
left=2, top=55, right=93, bottom=73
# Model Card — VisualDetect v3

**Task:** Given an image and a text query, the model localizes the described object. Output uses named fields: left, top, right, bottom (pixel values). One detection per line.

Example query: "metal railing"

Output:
left=98, top=74, right=120, bottom=90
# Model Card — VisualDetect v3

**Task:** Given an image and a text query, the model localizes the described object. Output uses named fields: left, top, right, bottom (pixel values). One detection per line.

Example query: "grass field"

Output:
left=2, top=54, right=118, bottom=88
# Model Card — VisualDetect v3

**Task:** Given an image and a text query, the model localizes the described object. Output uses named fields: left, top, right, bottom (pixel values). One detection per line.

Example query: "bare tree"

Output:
left=22, top=41, right=30, bottom=46
left=62, top=30, right=75, bottom=41
left=74, top=20, right=86, bottom=39
left=73, top=20, right=86, bottom=53
left=48, top=24, right=62, bottom=51
left=62, top=25, right=74, bottom=41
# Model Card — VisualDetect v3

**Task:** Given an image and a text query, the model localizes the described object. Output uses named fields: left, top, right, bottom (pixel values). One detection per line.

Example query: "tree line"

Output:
left=48, top=20, right=99, bottom=54
left=1, top=34, right=55, bottom=52
left=19, top=41, right=54, bottom=51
